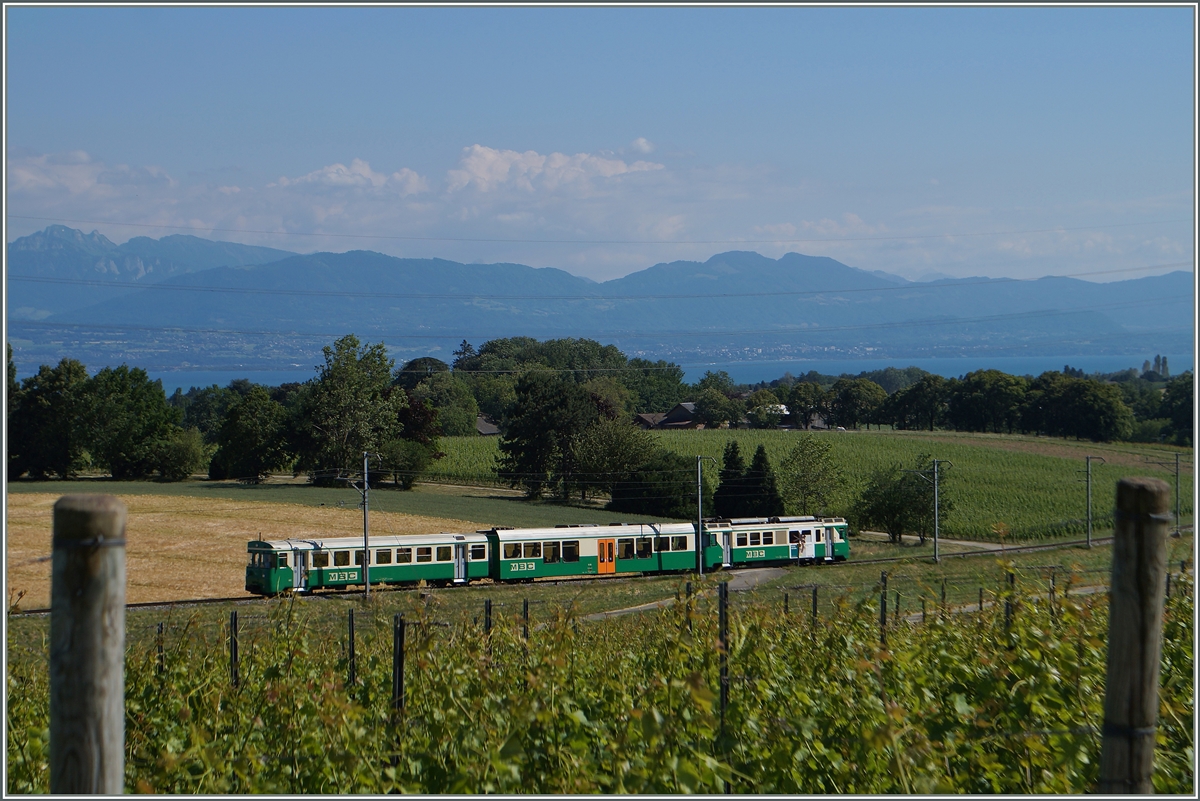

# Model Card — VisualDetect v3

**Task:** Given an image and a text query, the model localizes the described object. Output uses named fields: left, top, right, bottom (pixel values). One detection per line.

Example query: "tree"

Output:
left=451, top=340, right=476, bottom=368
left=1159, top=372, right=1193, bottom=446
left=156, top=427, right=211, bottom=482
left=7, top=358, right=91, bottom=479
left=179, top=384, right=239, bottom=443
left=1059, top=380, right=1134, bottom=442
left=778, top=433, right=842, bottom=515
left=946, top=370, right=1027, bottom=433
left=828, top=378, right=887, bottom=430
left=853, top=454, right=953, bottom=544
left=743, top=444, right=785, bottom=517
left=622, top=358, right=689, bottom=413
left=377, top=387, right=444, bottom=489
left=209, top=386, right=290, bottom=482
left=608, top=449, right=709, bottom=520
left=695, top=370, right=736, bottom=396
left=581, top=376, right=634, bottom=420
left=394, top=357, right=450, bottom=393
left=496, top=373, right=596, bottom=499
left=570, top=417, right=659, bottom=501
left=694, top=387, right=741, bottom=429
left=712, top=440, right=749, bottom=518
left=82, top=365, right=180, bottom=479
left=292, top=335, right=407, bottom=481
left=413, top=372, right=479, bottom=436
left=745, top=389, right=784, bottom=429
left=788, top=382, right=828, bottom=429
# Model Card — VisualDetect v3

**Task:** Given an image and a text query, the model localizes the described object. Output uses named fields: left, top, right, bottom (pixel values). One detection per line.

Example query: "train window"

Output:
left=617, top=538, right=635, bottom=560
left=277, top=553, right=289, bottom=567
left=397, top=547, right=412, bottom=564
left=523, top=542, right=542, bottom=559
left=749, top=533, right=760, bottom=546
left=376, top=549, right=392, bottom=564
left=334, top=551, right=350, bottom=567
left=562, top=541, right=580, bottom=562
left=789, top=531, right=800, bottom=544
left=543, top=542, right=560, bottom=563
left=736, top=533, right=748, bottom=547
left=354, top=550, right=366, bottom=566
left=504, top=543, right=522, bottom=559
left=312, top=551, right=330, bottom=568
left=436, top=546, right=452, bottom=562
left=672, top=535, right=688, bottom=551
left=470, top=544, right=487, bottom=560
left=417, top=547, right=433, bottom=563
left=247, top=552, right=263, bottom=567
left=816, top=530, right=823, bottom=542
left=636, top=537, right=653, bottom=558
left=762, top=532, right=774, bottom=545
left=655, top=536, right=670, bottom=552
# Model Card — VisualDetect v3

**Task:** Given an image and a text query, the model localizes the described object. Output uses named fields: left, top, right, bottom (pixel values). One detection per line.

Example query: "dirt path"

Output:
left=580, top=567, right=786, bottom=621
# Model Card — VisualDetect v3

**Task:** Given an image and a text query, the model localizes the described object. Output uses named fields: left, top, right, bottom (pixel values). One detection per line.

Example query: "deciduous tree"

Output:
left=778, top=433, right=842, bottom=516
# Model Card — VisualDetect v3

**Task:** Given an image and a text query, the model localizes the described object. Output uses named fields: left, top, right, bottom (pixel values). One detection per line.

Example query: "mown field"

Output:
left=7, top=572, right=1193, bottom=793
left=426, top=430, right=1194, bottom=541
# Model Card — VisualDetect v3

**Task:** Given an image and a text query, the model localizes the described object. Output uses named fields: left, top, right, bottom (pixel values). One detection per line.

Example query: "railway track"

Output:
left=10, top=534, right=1133, bottom=617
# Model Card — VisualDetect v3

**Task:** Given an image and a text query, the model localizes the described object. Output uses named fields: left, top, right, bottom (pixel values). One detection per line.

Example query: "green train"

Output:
left=246, top=516, right=849, bottom=595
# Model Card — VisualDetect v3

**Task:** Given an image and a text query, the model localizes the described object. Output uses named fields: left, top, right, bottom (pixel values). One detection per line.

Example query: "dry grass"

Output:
left=5, top=493, right=485, bottom=609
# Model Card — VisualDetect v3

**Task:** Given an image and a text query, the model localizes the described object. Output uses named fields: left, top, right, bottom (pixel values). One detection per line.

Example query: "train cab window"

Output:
left=376, top=549, right=392, bottom=564
left=504, top=543, right=522, bottom=559
left=312, top=551, right=330, bottom=568
left=802, top=529, right=811, bottom=542
left=672, top=535, right=688, bottom=551
left=470, top=544, right=487, bottom=560
left=543, top=542, right=560, bottom=563
left=762, top=532, right=774, bottom=545
left=789, top=531, right=800, bottom=544
left=277, top=553, right=289, bottom=568
left=354, top=550, right=366, bottom=566
left=749, top=532, right=761, bottom=546
left=523, top=542, right=542, bottom=559
left=617, top=538, right=635, bottom=559
left=397, top=547, right=412, bottom=564
left=436, top=546, right=452, bottom=562
left=636, top=537, right=653, bottom=559
left=816, top=530, right=823, bottom=542
left=736, top=533, right=748, bottom=547
left=334, top=551, right=350, bottom=567
left=416, top=547, right=433, bottom=563
left=248, top=552, right=268, bottom=567
left=655, top=536, right=670, bottom=552
left=562, top=541, right=580, bottom=562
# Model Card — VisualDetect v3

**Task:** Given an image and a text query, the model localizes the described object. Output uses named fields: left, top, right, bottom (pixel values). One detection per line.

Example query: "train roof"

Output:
left=489, top=522, right=694, bottom=541
left=704, top=516, right=846, bottom=527
left=248, top=531, right=488, bottom=551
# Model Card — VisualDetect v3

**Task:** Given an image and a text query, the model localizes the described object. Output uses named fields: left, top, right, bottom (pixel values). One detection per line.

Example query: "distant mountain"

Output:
left=7, top=225, right=296, bottom=319
left=6, top=227, right=1194, bottom=375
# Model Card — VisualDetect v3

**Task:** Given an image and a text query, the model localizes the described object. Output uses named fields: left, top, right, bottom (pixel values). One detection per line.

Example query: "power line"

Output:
left=6, top=213, right=1192, bottom=246
left=7, top=260, right=1191, bottom=302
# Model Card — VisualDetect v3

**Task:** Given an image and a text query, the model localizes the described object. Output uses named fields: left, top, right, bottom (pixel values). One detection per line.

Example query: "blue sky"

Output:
left=5, top=6, right=1195, bottom=282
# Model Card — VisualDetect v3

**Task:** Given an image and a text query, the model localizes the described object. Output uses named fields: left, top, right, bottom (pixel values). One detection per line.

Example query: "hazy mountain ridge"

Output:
left=6, top=226, right=1193, bottom=373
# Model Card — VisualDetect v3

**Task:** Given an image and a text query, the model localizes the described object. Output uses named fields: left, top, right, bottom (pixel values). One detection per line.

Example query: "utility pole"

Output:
left=363, top=451, right=370, bottom=597
left=1082, top=456, right=1106, bottom=549
left=906, top=459, right=951, bottom=563
left=696, top=455, right=718, bottom=577
left=1143, top=453, right=1190, bottom=538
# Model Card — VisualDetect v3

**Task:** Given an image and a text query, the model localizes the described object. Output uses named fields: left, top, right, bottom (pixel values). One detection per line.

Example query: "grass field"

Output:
left=429, top=430, right=1194, bottom=541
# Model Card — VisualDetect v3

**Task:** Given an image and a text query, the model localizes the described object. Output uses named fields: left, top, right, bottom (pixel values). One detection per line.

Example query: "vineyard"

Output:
left=7, top=569, right=1194, bottom=793
left=424, top=431, right=1194, bottom=541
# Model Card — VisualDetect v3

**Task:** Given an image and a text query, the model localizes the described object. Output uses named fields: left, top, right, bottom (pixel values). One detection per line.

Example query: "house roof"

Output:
left=476, top=415, right=500, bottom=436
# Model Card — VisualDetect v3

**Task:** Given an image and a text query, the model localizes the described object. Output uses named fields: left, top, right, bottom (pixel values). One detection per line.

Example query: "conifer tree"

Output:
left=744, top=444, right=785, bottom=517
left=713, top=440, right=748, bottom=518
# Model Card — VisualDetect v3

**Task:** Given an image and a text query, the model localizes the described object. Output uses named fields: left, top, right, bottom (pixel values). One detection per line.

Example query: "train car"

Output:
left=702, top=516, right=849, bottom=567
left=490, top=522, right=709, bottom=581
left=246, top=531, right=491, bottom=594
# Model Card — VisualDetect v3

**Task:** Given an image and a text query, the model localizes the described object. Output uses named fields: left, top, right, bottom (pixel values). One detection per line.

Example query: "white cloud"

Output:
left=446, top=144, right=663, bottom=194
left=631, top=137, right=654, bottom=154
left=275, top=158, right=428, bottom=195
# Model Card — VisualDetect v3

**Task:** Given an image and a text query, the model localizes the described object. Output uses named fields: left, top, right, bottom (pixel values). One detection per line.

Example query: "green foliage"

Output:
left=694, top=388, right=741, bottom=429
left=6, top=580, right=1193, bottom=793
left=947, top=370, right=1028, bottom=434
left=156, top=427, right=212, bottom=482
left=376, top=438, right=438, bottom=490
left=713, top=441, right=749, bottom=518
left=209, top=386, right=290, bottom=482
left=82, top=365, right=181, bottom=479
left=745, top=389, right=784, bottom=429
left=292, top=335, right=407, bottom=480
left=744, top=444, right=785, bottom=517
left=787, top=381, right=828, bottom=429
left=695, top=370, right=736, bottom=396
left=393, top=357, right=450, bottom=393
left=608, top=449, right=709, bottom=519
left=778, top=433, right=842, bottom=516
left=413, top=373, right=478, bottom=437
left=829, top=378, right=887, bottom=430
left=1021, top=372, right=1134, bottom=442
left=1160, top=372, right=1193, bottom=446
left=497, top=374, right=598, bottom=499
left=571, top=417, right=660, bottom=501
left=7, top=358, right=91, bottom=479
left=174, top=384, right=240, bottom=443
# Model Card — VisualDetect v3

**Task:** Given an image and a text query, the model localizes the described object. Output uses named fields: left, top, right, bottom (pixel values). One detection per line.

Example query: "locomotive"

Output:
left=246, top=516, right=849, bottom=596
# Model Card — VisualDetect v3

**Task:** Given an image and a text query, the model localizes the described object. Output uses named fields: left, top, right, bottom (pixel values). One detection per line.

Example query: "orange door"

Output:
left=598, top=539, right=615, bottom=574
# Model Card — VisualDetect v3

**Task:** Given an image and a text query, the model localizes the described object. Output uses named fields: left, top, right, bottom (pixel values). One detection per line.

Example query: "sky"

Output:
left=4, top=6, right=1196, bottom=283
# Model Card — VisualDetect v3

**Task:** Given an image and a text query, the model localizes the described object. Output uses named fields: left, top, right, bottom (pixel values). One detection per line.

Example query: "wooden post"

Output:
left=229, top=610, right=239, bottom=687
left=811, top=586, right=818, bottom=629
left=979, top=587, right=983, bottom=613
left=718, top=582, right=729, bottom=722
left=392, top=614, right=405, bottom=716
left=1005, top=572, right=1014, bottom=635
left=50, top=494, right=126, bottom=794
left=879, top=572, right=888, bottom=645
left=1098, top=477, right=1170, bottom=794
left=893, top=590, right=900, bottom=625
left=348, top=608, right=356, bottom=687
left=156, top=622, right=165, bottom=676
left=522, top=598, right=529, bottom=642
left=783, top=592, right=789, bottom=615
left=921, top=598, right=926, bottom=625
left=484, top=598, right=492, bottom=636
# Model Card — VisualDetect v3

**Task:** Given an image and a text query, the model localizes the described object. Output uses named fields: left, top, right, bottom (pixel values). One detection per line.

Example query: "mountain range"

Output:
left=6, top=225, right=1194, bottom=375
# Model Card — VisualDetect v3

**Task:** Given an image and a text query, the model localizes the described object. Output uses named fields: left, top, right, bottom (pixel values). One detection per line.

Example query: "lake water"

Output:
left=144, top=353, right=1194, bottom=394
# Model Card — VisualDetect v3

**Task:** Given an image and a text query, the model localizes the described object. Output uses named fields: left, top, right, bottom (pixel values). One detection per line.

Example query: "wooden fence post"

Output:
left=879, top=572, right=888, bottom=645
left=392, top=613, right=405, bottom=717
left=347, top=608, right=356, bottom=688
left=1098, top=477, right=1170, bottom=794
left=156, top=622, right=165, bottom=676
left=50, top=494, right=127, bottom=794
left=229, top=610, right=239, bottom=688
